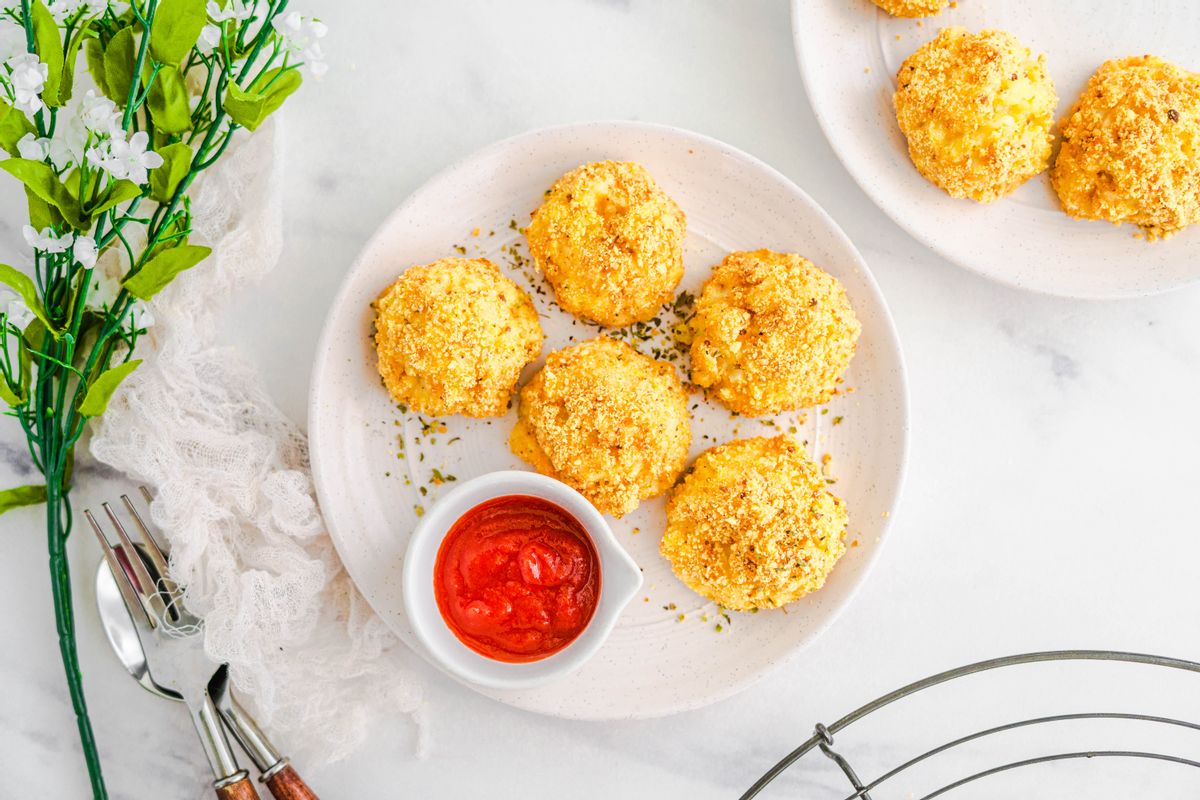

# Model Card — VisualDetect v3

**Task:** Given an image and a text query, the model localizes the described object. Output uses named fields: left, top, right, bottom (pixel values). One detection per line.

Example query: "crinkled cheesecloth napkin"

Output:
left=89, top=119, right=423, bottom=765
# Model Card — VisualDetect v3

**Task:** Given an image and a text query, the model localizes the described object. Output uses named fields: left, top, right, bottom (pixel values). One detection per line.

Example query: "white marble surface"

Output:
left=4, top=1, right=1200, bottom=797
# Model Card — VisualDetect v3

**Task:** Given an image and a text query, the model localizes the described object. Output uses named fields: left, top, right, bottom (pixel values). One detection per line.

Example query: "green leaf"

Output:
left=149, top=141, right=192, bottom=201
left=0, top=264, right=56, bottom=334
left=224, top=70, right=302, bottom=132
left=85, top=36, right=111, bottom=100
left=25, top=187, right=60, bottom=232
left=150, top=0, right=207, bottom=65
left=30, top=1, right=65, bottom=108
left=122, top=244, right=210, bottom=299
left=146, top=67, right=192, bottom=134
left=55, top=24, right=92, bottom=106
left=0, top=484, right=47, bottom=514
left=88, top=179, right=142, bottom=216
left=78, top=359, right=141, bottom=417
left=0, top=101, right=35, bottom=157
left=104, top=26, right=137, bottom=105
left=0, top=159, right=87, bottom=231
left=0, top=380, right=21, bottom=406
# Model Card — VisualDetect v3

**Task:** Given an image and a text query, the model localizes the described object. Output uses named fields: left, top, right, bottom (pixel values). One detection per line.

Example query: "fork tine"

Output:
left=86, top=508, right=154, bottom=629
left=120, top=493, right=169, bottom=580
left=102, top=501, right=170, bottom=622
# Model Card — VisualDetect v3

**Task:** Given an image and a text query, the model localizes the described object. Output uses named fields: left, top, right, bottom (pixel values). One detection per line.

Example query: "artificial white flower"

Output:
left=0, top=19, right=27, bottom=63
left=73, top=235, right=98, bottom=269
left=207, top=0, right=256, bottom=21
left=17, top=133, right=50, bottom=161
left=0, top=289, right=35, bottom=330
left=87, top=130, right=163, bottom=184
left=85, top=254, right=123, bottom=311
left=23, top=225, right=73, bottom=254
left=78, top=90, right=122, bottom=136
left=198, top=23, right=222, bottom=54
left=127, top=300, right=154, bottom=330
left=272, top=12, right=327, bottom=76
left=7, top=54, right=49, bottom=114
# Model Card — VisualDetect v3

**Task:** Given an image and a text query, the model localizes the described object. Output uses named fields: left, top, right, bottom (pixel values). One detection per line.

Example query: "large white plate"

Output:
left=308, top=122, right=909, bottom=719
left=792, top=0, right=1200, bottom=298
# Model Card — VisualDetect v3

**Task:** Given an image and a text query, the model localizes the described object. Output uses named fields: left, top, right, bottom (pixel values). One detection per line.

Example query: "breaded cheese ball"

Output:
left=509, top=337, right=690, bottom=517
left=1052, top=56, right=1200, bottom=240
left=660, top=436, right=847, bottom=611
left=689, top=250, right=860, bottom=417
left=373, top=258, right=541, bottom=418
left=894, top=27, right=1057, bottom=203
left=525, top=161, right=687, bottom=327
left=869, top=0, right=947, bottom=18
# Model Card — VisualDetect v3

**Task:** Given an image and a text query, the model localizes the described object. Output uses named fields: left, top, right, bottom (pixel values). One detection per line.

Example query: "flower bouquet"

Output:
left=0, top=1, right=323, bottom=796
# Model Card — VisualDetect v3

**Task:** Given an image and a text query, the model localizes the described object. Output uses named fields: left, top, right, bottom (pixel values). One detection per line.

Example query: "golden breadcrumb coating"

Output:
left=372, top=258, right=542, bottom=418
left=894, top=27, right=1057, bottom=203
left=660, top=436, right=848, bottom=611
left=509, top=337, right=691, bottom=517
left=689, top=250, right=860, bottom=417
left=1052, top=56, right=1200, bottom=240
left=869, top=0, right=947, bottom=18
left=526, top=161, right=687, bottom=327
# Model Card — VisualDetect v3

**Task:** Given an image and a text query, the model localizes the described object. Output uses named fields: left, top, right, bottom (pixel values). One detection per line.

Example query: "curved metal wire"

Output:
left=740, top=650, right=1200, bottom=800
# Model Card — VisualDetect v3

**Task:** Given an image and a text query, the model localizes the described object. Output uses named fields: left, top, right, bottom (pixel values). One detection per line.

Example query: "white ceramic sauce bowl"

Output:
left=402, top=471, right=643, bottom=690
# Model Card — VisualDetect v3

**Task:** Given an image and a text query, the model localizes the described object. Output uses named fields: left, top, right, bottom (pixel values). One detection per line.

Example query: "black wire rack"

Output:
left=740, top=650, right=1200, bottom=800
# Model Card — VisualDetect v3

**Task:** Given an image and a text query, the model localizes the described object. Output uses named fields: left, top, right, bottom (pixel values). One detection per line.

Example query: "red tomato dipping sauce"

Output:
left=433, top=495, right=601, bottom=663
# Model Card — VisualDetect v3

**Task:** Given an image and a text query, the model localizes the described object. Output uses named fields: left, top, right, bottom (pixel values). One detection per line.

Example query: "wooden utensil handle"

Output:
left=215, top=772, right=260, bottom=800
left=263, top=764, right=319, bottom=800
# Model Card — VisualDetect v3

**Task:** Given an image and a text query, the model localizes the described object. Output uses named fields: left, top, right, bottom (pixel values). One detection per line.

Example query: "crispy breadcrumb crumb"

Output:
left=510, top=337, right=691, bottom=517
left=689, top=250, right=860, bottom=416
left=660, top=435, right=848, bottom=610
left=373, top=258, right=542, bottom=417
left=1052, top=55, right=1200, bottom=239
left=526, top=161, right=686, bottom=327
left=894, top=27, right=1057, bottom=203
left=870, top=0, right=947, bottom=17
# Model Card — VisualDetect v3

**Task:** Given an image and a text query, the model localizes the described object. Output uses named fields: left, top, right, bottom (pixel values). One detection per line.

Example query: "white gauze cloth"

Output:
left=89, top=119, right=422, bottom=764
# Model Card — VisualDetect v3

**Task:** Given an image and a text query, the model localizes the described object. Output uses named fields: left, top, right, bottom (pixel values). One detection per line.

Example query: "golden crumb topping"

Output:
left=660, top=435, right=848, bottom=611
left=894, top=27, right=1057, bottom=203
left=1051, top=55, right=1200, bottom=240
left=526, top=161, right=687, bottom=327
left=869, top=0, right=947, bottom=18
left=689, top=250, right=860, bottom=417
left=372, top=258, right=542, bottom=418
left=510, top=337, right=691, bottom=517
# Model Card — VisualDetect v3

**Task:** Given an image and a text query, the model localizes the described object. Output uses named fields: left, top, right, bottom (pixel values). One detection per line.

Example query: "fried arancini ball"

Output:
left=689, top=250, right=860, bottom=417
left=525, top=161, right=687, bottom=327
left=372, top=258, right=542, bottom=418
left=894, top=27, right=1057, bottom=203
left=869, top=0, right=947, bottom=18
left=660, top=436, right=847, bottom=611
left=1051, top=56, right=1200, bottom=240
left=509, top=337, right=691, bottom=517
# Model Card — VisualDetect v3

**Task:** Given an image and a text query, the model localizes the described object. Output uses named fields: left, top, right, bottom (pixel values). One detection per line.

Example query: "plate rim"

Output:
left=308, top=119, right=912, bottom=720
left=789, top=0, right=1200, bottom=300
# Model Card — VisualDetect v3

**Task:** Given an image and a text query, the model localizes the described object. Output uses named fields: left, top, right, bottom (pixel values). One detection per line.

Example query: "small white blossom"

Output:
left=7, top=54, right=49, bottom=114
left=73, top=235, right=98, bottom=269
left=17, top=133, right=50, bottom=161
left=86, top=257, right=122, bottom=311
left=198, top=23, right=222, bottom=54
left=0, top=19, right=27, bottom=63
left=23, top=225, right=73, bottom=254
left=272, top=12, right=327, bottom=76
left=0, top=289, right=34, bottom=330
left=127, top=300, right=154, bottom=330
left=207, top=0, right=256, bottom=21
left=79, top=90, right=123, bottom=136
left=87, top=130, right=163, bottom=184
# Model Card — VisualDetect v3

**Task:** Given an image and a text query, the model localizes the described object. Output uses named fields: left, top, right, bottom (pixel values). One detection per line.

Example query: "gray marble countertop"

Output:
left=4, top=1, right=1200, bottom=797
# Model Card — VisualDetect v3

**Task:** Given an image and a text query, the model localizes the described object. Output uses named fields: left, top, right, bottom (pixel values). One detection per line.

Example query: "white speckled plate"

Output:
left=308, top=121, right=908, bottom=719
left=792, top=0, right=1200, bottom=297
